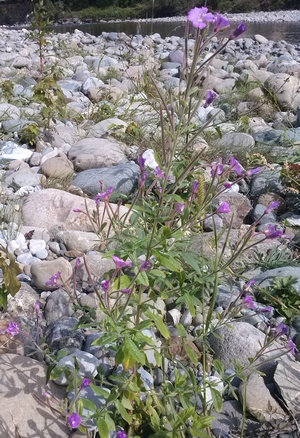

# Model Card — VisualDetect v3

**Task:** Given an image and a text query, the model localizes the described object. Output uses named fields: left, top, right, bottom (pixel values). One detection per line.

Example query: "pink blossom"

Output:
left=242, top=295, right=256, bottom=310
left=275, top=322, right=289, bottom=336
left=95, top=186, right=114, bottom=205
left=262, top=224, right=290, bottom=240
left=153, top=166, right=165, bottom=179
left=6, top=322, right=20, bottom=337
left=214, top=13, right=230, bottom=32
left=204, top=90, right=218, bottom=107
left=101, top=279, right=110, bottom=292
left=287, top=339, right=296, bottom=356
left=216, top=202, right=230, bottom=214
left=211, top=158, right=224, bottom=177
left=112, top=256, right=132, bottom=270
left=229, top=22, right=247, bottom=39
left=175, top=202, right=185, bottom=214
left=264, top=201, right=280, bottom=214
left=80, top=378, right=91, bottom=389
left=45, top=271, right=61, bottom=287
left=140, top=259, right=152, bottom=271
left=187, top=7, right=215, bottom=29
left=121, top=288, right=131, bottom=294
left=245, top=167, right=261, bottom=177
left=230, top=157, right=243, bottom=176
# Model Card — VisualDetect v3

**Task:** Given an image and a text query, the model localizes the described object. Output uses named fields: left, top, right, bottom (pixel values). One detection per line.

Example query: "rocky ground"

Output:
left=0, top=22, right=299, bottom=438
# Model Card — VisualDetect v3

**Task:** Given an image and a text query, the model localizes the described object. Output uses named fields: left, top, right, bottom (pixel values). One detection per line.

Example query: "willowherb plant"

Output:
left=19, top=6, right=297, bottom=438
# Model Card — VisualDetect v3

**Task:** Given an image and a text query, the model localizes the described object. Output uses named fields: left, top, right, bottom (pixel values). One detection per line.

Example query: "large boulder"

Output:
left=264, top=73, right=300, bottom=111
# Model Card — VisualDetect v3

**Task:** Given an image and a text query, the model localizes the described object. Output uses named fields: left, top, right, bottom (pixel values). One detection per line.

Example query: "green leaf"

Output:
left=181, top=293, right=197, bottom=317
left=113, top=275, right=132, bottom=290
left=121, top=395, right=133, bottom=410
left=145, top=311, right=170, bottom=340
left=185, top=343, right=199, bottom=366
left=150, top=269, right=166, bottom=278
left=124, top=337, right=146, bottom=365
left=136, top=271, right=149, bottom=286
left=80, top=398, right=97, bottom=412
left=115, top=400, right=132, bottom=424
left=183, top=253, right=202, bottom=275
left=92, top=333, right=118, bottom=346
left=173, top=407, right=194, bottom=430
left=210, top=387, right=223, bottom=413
left=96, top=417, right=109, bottom=438
left=90, top=385, right=110, bottom=399
left=152, top=250, right=181, bottom=272
left=213, top=359, right=225, bottom=376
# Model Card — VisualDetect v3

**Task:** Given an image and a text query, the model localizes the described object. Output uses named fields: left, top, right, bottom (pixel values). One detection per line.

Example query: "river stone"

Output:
left=44, top=124, right=86, bottom=149
left=213, top=132, right=255, bottom=153
left=45, top=316, right=84, bottom=354
left=0, top=103, right=21, bottom=119
left=72, top=161, right=140, bottom=200
left=250, top=169, right=284, bottom=197
left=30, top=257, right=73, bottom=291
left=88, top=117, right=128, bottom=138
left=68, top=137, right=127, bottom=171
left=44, top=289, right=74, bottom=324
left=53, top=350, right=99, bottom=385
left=274, top=353, right=300, bottom=418
left=213, top=192, right=252, bottom=228
left=0, top=353, right=69, bottom=438
left=22, top=188, right=129, bottom=233
left=55, top=229, right=101, bottom=253
left=40, top=156, right=74, bottom=179
left=238, top=372, right=288, bottom=425
left=6, top=282, right=40, bottom=319
left=264, top=73, right=300, bottom=111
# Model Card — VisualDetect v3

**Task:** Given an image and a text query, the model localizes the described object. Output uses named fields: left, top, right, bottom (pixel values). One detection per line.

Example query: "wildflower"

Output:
left=95, top=186, right=114, bottom=205
left=138, top=156, right=146, bottom=172
left=216, top=202, right=230, bottom=214
left=45, top=272, right=61, bottom=287
left=187, top=6, right=215, bottom=29
left=6, top=322, right=20, bottom=337
left=35, top=301, right=40, bottom=315
left=175, top=202, right=185, bottom=215
left=230, top=157, right=243, bottom=176
left=229, top=22, right=247, bottom=39
left=80, top=378, right=91, bottom=389
left=140, top=259, right=152, bottom=271
left=224, top=182, right=232, bottom=189
left=75, top=258, right=81, bottom=270
left=243, top=279, right=256, bottom=292
left=112, top=256, right=132, bottom=270
left=214, top=13, right=230, bottom=32
left=139, top=170, right=148, bottom=188
left=204, top=90, right=218, bottom=107
left=73, top=207, right=83, bottom=213
left=242, top=295, right=256, bottom=311
left=153, top=166, right=165, bottom=179
left=287, top=339, right=297, bottom=356
left=264, top=201, right=280, bottom=214
left=262, top=224, right=290, bottom=239
left=101, top=279, right=110, bottom=292
left=121, top=288, right=131, bottom=294
left=275, top=322, right=289, bottom=336
left=117, top=432, right=127, bottom=438
left=244, top=167, right=261, bottom=177
left=259, top=305, right=274, bottom=313
left=68, top=413, right=82, bottom=429
left=211, top=158, right=224, bottom=177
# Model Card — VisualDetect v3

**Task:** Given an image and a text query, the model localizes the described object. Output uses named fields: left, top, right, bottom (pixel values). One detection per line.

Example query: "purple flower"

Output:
left=138, top=157, right=146, bottom=172
left=175, top=202, right=185, bottom=215
left=245, top=167, right=261, bottom=177
left=229, top=22, right=247, bottom=39
left=243, top=279, right=256, bottom=292
left=80, top=378, right=91, bottom=389
left=6, top=322, right=20, bottom=337
left=189, top=180, right=199, bottom=202
left=112, top=256, right=132, bottom=270
left=121, top=288, right=131, bottom=294
left=101, top=279, right=110, bottom=292
left=287, top=339, right=297, bottom=356
left=262, top=224, right=290, bottom=240
left=75, top=258, right=81, bottom=270
left=73, top=207, right=83, bottom=213
left=204, top=90, right=218, bottom=107
left=259, top=305, right=274, bottom=313
left=224, top=182, right=232, bottom=189
left=230, top=157, right=243, bottom=176
left=275, top=322, right=289, bottom=336
left=68, top=413, right=82, bottom=429
left=242, top=295, right=256, bottom=310
left=140, top=259, right=152, bottom=272
left=216, top=202, right=230, bottom=214
left=153, top=166, right=165, bottom=179
left=187, top=7, right=215, bottom=29
left=95, top=186, right=114, bottom=205
left=211, top=158, right=224, bottom=177
left=264, top=201, right=280, bottom=214
left=45, top=271, right=61, bottom=287
left=214, top=13, right=230, bottom=32
left=35, top=301, right=40, bottom=315
left=117, top=432, right=127, bottom=438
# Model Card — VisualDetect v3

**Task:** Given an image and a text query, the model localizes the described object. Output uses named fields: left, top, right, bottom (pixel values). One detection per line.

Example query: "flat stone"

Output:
left=274, top=353, right=300, bottom=418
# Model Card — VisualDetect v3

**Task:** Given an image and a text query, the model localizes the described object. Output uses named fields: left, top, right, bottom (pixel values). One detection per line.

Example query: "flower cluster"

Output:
left=187, top=6, right=246, bottom=39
